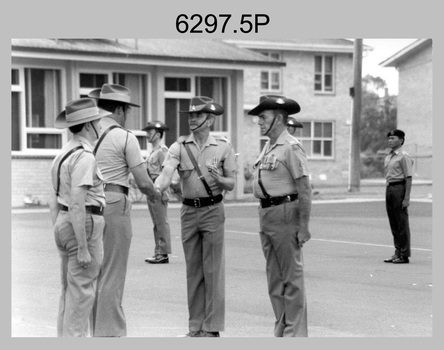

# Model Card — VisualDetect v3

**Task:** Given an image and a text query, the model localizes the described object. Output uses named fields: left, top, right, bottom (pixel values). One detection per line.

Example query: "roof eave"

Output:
left=380, top=39, right=432, bottom=68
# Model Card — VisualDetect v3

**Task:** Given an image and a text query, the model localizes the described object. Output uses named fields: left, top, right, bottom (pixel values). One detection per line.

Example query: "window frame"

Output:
left=259, top=51, right=283, bottom=93
left=294, top=120, right=335, bottom=159
left=11, top=64, right=68, bottom=156
left=314, top=54, right=335, bottom=94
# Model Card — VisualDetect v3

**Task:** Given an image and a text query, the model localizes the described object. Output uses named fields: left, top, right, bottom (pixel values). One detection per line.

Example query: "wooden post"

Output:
left=348, top=39, right=363, bottom=192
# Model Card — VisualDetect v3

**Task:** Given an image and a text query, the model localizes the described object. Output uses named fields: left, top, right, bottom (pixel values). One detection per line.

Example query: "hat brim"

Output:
left=288, top=121, right=303, bottom=128
left=98, top=97, right=140, bottom=108
left=142, top=126, right=170, bottom=132
left=179, top=103, right=224, bottom=116
left=248, top=98, right=301, bottom=116
left=55, top=109, right=111, bottom=129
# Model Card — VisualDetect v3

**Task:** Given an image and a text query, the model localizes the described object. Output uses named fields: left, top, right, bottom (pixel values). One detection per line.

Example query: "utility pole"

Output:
left=348, top=39, right=363, bottom=192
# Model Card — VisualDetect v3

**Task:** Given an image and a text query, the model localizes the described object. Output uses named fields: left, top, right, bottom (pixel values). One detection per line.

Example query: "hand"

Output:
left=207, top=165, right=221, bottom=181
left=402, top=198, right=410, bottom=209
left=148, top=188, right=160, bottom=203
left=297, top=228, right=311, bottom=248
left=77, top=247, right=92, bottom=269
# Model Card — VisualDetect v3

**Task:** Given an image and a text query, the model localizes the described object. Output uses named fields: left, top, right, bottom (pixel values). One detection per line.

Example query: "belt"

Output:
left=260, top=193, right=298, bottom=208
left=104, top=183, right=129, bottom=195
left=58, top=204, right=104, bottom=216
left=387, top=180, right=406, bottom=187
left=182, top=194, right=223, bottom=208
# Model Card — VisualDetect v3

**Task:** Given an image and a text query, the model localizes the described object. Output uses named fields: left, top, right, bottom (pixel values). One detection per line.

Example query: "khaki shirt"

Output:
left=51, top=135, right=105, bottom=207
left=163, top=133, right=237, bottom=198
left=384, top=146, right=413, bottom=183
left=253, top=129, right=309, bottom=199
left=95, top=117, right=145, bottom=188
left=147, top=143, right=168, bottom=181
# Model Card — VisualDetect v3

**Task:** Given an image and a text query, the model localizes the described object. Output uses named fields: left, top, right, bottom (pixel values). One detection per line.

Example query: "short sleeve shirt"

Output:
left=253, top=129, right=310, bottom=199
left=51, top=136, right=105, bottom=208
left=94, top=117, right=145, bottom=187
left=147, top=143, right=168, bottom=180
left=384, top=147, right=413, bottom=183
left=162, top=133, right=237, bottom=198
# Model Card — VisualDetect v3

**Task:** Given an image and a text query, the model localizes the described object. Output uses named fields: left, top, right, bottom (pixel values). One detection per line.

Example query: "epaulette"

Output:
left=177, top=135, right=190, bottom=144
left=215, top=136, right=228, bottom=143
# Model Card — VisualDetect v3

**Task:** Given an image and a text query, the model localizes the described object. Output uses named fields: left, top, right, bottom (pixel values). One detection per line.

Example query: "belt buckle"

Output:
left=193, top=198, right=201, bottom=208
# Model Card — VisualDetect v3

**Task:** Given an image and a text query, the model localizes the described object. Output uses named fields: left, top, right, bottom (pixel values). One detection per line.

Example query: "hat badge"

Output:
left=155, top=123, right=161, bottom=128
left=276, top=98, right=285, bottom=104
left=210, top=104, right=215, bottom=111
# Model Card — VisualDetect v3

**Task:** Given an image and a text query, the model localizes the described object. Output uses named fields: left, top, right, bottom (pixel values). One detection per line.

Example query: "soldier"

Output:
left=248, top=95, right=312, bottom=337
left=49, top=98, right=110, bottom=336
left=286, top=116, right=303, bottom=137
left=142, top=121, right=172, bottom=264
left=90, top=84, right=158, bottom=337
left=155, top=96, right=237, bottom=337
left=383, top=129, right=413, bottom=264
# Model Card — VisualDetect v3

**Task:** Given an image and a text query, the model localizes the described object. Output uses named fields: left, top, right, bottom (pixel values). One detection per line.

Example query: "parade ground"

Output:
left=11, top=182, right=434, bottom=341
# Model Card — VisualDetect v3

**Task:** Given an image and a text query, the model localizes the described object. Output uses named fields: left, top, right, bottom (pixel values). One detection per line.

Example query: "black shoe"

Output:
left=178, top=330, right=202, bottom=337
left=384, top=256, right=398, bottom=263
left=392, top=256, right=409, bottom=264
left=145, top=254, right=169, bottom=264
left=200, top=331, right=220, bottom=337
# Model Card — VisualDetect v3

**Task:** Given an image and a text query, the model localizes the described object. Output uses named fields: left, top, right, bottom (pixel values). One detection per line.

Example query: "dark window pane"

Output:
left=27, top=134, right=61, bottom=149
left=302, top=123, right=311, bottom=137
left=324, top=123, right=333, bottom=137
left=136, top=135, right=147, bottom=150
left=314, top=56, right=322, bottom=72
left=314, top=122, right=322, bottom=137
left=324, top=141, right=332, bottom=156
left=325, top=56, right=333, bottom=72
left=313, top=140, right=321, bottom=154
left=11, top=91, right=20, bottom=151
left=80, top=73, right=107, bottom=88
left=12, top=69, right=19, bottom=85
left=165, top=77, right=191, bottom=92
left=324, top=74, right=332, bottom=90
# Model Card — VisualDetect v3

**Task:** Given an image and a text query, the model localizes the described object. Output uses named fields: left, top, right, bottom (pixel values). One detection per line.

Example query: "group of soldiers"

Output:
left=49, top=83, right=412, bottom=338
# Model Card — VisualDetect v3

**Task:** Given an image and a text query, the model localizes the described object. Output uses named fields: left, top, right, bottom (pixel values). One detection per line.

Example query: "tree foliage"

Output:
left=360, top=74, right=397, bottom=177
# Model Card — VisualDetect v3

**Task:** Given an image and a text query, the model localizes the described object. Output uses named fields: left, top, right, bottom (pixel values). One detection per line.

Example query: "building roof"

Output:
left=11, top=38, right=285, bottom=67
left=379, top=39, right=432, bottom=67
left=223, top=38, right=357, bottom=53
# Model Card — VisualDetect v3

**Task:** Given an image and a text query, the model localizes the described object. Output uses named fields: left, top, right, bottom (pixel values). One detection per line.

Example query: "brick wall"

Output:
left=241, top=49, right=354, bottom=188
left=11, top=156, right=55, bottom=208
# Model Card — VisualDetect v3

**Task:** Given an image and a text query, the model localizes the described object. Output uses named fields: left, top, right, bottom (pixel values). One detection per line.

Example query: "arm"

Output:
left=131, top=163, right=159, bottom=202
left=49, top=192, right=59, bottom=225
left=155, top=164, right=176, bottom=194
left=69, top=185, right=91, bottom=268
left=295, top=175, right=312, bottom=247
left=402, top=176, right=412, bottom=208
left=208, top=165, right=235, bottom=191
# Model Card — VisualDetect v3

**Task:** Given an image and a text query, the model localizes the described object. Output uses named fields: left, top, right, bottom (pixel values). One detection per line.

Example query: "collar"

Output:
left=184, top=133, right=218, bottom=148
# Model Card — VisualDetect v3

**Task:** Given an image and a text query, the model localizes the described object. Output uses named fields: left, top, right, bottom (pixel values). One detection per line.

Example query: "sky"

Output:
left=360, top=38, right=418, bottom=95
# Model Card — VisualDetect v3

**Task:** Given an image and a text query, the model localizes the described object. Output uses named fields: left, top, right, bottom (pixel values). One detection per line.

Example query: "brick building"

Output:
left=380, top=39, right=433, bottom=180
left=11, top=38, right=358, bottom=207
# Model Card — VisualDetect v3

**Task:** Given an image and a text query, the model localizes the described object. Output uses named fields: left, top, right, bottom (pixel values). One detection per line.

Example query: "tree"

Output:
left=360, top=75, right=397, bottom=178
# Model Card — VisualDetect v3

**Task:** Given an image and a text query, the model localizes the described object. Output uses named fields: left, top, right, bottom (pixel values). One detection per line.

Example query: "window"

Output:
left=314, top=55, right=334, bottom=93
left=164, top=76, right=229, bottom=147
left=293, top=121, right=334, bottom=159
left=11, top=68, right=64, bottom=151
left=259, top=51, right=282, bottom=92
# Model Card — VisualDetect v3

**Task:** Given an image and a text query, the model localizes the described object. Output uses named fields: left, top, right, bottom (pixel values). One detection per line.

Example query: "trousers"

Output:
left=386, top=183, right=411, bottom=258
left=180, top=201, right=225, bottom=332
left=259, top=200, right=308, bottom=337
left=54, top=211, right=104, bottom=337
left=147, top=198, right=172, bottom=255
left=91, top=192, right=132, bottom=336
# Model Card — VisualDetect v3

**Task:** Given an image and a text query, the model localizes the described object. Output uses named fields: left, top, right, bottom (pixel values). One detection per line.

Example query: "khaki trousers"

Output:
left=147, top=198, right=172, bottom=255
left=180, top=201, right=225, bottom=332
left=54, top=211, right=104, bottom=337
left=91, top=192, right=132, bottom=337
left=259, top=200, right=308, bottom=337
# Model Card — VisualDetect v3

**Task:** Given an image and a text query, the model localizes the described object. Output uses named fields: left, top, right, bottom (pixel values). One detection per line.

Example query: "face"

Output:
left=257, top=110, right=277, bottom=136
left=145, top=129, right=157, bottom=143
left=188, top=112, right=209, bottom=130
left=287, top=125, right=296, bottom=135
left=388, top=135, right=403, bottom=149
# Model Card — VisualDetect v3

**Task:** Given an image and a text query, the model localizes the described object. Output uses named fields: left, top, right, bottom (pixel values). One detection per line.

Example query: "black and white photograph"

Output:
left=6, top=0, right=440, bottom=348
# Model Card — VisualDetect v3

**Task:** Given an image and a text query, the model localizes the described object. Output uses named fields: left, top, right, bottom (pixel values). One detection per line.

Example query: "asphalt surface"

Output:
left=11, top=194, right=433, bottom=340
